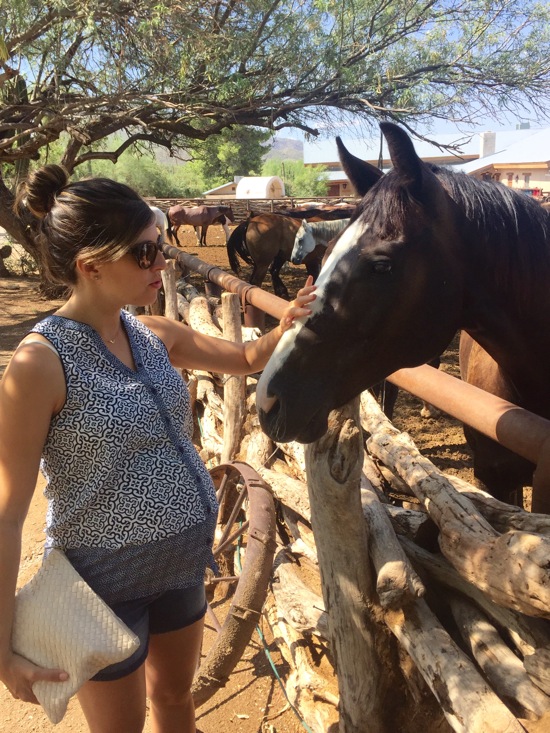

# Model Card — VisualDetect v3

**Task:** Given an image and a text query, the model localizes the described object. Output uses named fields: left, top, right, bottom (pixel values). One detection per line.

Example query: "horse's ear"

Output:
left=336, top=137, right=383, bottom=196
left=380, top=122, right=424, bottom=199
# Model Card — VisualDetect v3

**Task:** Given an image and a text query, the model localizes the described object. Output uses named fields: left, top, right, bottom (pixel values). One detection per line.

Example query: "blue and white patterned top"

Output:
left=30, top=312, right=219, bottom=602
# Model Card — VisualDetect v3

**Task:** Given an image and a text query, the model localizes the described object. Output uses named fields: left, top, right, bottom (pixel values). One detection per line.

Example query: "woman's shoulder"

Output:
left=2, top=335, right=65, bottom=412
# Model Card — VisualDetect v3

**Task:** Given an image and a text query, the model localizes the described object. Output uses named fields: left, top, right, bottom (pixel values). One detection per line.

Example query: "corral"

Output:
left=3, top=222, right=550, bottom=733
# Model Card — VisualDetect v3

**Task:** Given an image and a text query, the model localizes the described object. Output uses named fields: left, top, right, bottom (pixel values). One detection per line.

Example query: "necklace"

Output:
left=104, top=324, right=121, bottom=344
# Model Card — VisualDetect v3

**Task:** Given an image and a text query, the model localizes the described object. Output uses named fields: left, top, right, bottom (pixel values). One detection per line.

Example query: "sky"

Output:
left=280, top=109, right=549, bottom=144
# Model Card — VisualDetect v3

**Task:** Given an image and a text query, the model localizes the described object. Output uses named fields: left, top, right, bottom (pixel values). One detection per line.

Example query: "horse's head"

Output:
left=221, top=205, right=235, bottom=222
left=257, top=122, right=466, bottom=443
left=291, top=222, right=315, bottom=264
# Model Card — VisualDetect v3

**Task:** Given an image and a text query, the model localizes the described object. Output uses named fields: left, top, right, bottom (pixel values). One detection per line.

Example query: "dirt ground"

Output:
left=0, top=223, right=475, bottom=733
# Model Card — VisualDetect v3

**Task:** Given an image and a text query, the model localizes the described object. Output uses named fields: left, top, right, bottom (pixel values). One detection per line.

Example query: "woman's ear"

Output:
left=75, top=258, right=101, bottom=281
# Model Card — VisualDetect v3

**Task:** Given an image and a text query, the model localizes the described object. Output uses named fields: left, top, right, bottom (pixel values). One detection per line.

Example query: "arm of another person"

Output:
left=142, top=278, right=317, bottom=375
left=0, top=340, right=68, bottom=703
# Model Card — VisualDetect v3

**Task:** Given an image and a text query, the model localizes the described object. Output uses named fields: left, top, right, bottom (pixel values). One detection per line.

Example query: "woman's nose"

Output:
left=154, top=247, right=167, bottom=270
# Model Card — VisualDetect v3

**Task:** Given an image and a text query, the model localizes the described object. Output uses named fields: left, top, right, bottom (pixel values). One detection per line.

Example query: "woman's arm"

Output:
left=0, top=341, right=68, bottom=703
left=143, top=278, right=317, bottom=375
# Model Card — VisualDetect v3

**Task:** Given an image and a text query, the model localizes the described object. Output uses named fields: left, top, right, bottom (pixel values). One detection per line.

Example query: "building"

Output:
left=304, top=127, right=550, bottom=197
left=203, top=175, right=285, bottom=200
left=203, top=181, right=238, bottom=199
left=456, top=127, right=550, bottom=194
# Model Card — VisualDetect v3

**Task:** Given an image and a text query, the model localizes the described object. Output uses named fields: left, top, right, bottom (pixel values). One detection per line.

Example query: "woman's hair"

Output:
left=15, top=164, right=154, bottom=286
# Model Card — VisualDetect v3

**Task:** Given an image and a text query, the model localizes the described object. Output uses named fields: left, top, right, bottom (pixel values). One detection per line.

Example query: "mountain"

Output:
left=264, top=137, right=303, bottom=161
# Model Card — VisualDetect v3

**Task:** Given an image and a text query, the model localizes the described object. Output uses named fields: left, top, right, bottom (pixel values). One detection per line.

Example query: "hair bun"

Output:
left=21, top=164, right=70, bottom=219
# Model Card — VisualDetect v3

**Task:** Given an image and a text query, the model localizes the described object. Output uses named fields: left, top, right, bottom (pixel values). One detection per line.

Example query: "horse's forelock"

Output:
left=356, top=172, right=421, bottom=238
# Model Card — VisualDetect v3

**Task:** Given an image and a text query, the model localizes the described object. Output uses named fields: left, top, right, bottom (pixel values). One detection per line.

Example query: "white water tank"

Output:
left=235, top=176, right=285, bottom=199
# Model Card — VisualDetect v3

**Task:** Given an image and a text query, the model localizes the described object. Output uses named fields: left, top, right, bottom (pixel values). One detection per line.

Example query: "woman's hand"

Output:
left=279, top=276, right=317, bottom=333
left=0, top=651, right=68, bottom=704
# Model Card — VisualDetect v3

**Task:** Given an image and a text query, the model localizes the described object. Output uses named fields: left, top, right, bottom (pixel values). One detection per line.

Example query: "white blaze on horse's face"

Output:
left=256, top=217, right=368, bottom=413
left=291, top=223, right=309, bottom=264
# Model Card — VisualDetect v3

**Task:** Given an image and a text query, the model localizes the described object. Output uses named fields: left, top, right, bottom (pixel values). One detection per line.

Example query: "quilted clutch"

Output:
left=11, top=549, right=139, bottom=724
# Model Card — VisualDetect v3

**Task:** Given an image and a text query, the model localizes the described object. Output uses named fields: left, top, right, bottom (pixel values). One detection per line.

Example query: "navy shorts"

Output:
left=92, top=583, right=207, bottom=682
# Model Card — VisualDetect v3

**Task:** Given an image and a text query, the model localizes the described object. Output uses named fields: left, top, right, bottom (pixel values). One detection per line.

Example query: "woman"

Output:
left=0, top=165, right=316, bottom=733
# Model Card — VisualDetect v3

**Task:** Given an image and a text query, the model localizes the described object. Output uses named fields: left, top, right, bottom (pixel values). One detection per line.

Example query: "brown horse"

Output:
left=226, top=213, right=325, bottom=299
left=257, top=122, right=550, bottom=507
left=278, top=205, right=356, bottom=220
left=166, top=204, right=235, bottom=246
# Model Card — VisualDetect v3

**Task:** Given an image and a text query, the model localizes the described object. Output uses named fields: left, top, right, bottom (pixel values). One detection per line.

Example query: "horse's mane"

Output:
left=361, top=165, right=550, bottom=313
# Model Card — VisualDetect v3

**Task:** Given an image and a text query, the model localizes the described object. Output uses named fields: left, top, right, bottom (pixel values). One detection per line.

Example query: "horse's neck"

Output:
left=463, top=280, right=550, bottom=406
left=312, top=219, right=348, bottom=241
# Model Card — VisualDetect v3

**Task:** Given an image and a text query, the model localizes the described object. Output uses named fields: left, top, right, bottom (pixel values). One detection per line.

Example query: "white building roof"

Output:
left=203, top=182, right=236, bottom=195
left=456, top=127, right=550, bottom=173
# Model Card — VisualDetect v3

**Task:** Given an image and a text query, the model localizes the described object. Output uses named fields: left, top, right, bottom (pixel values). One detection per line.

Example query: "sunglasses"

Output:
left=129, top=234, right=164, bottom=269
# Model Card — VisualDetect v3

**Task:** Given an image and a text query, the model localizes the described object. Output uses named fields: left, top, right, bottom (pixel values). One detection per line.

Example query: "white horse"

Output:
left=149, top=206, right=169, bottom=240
left=290, top=218, right=350, bottom=264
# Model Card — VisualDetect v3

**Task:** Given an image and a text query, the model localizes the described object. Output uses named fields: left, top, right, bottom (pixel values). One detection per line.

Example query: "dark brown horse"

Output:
left=167, top=204, right=235, bottom=246
left=256, top=122, right=550, bottom=506
left=279, top=205, right=356, bottom=220
left=226, top=213, right=325, bottom=299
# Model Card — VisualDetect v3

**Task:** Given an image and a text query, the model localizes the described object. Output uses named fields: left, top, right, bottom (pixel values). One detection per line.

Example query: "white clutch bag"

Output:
left=11, top=549, right=140, bottom=724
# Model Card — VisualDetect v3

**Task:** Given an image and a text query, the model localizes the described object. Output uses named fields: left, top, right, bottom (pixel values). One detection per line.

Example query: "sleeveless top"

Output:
left=30, top=311, right=218, bottom=603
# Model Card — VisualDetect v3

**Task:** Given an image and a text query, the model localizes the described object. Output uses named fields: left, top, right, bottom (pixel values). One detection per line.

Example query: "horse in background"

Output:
left=279, top=205, right=356, bottom=221
left=291, top=219, right=350, bottom=265
left=166, top=204, right=235, bottom=246
left=226, top=213, right=325, bottom=299
left=149, top=206, right=169, bottom=240
left=256, top=122, right=550, bottom=507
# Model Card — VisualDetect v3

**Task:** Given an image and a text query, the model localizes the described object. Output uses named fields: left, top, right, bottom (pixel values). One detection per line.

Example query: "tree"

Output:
left=70, top=136, right=204, bottom=197
left=262, top=158, right=329, bottom=197
left=1, top=0, right=549, bottom=262
left=198, top=127, right=273, bottom=188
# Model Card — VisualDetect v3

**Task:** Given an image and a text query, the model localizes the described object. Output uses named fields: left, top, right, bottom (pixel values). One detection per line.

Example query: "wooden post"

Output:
left=161, top=259, right=178, bottom=321
left=220, top=292, right=246, bottom=463
left=243, top=303, right=265, bottom=331
left=304, top=398, right=392, bottom=733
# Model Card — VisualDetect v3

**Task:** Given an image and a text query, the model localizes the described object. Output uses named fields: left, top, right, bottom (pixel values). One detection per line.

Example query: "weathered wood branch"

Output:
left=384, top=600, right=526, bottom=733
left=176, top=279, right=201, bottom=302
left=264, top=595, right=339, bottom=733
left=524, top=649, right=550, bottom=696
left=161, top=259, right=178, bottom=321
left=361, top=390, right=550, bottom=619
left=305, top=399, right=396, bottom=733
left=445, top=475, right=550, bottom=537
left=448, top=595, right=550, bottom=720
left=277, top=441, right=307, bottom=482
left=258, top=467, right=311, bottom=523
left=189, top=294, right=223, bottom=339
left=176, top=292, right=190, bottom=323
left=361, top=477, right=425, bottom=610
left=220, top=293, right=245, bottom=464
left=399, top=536, right=550, bottom=659
left=271, top=550, right=329, bottom=638
left=242, top=426, right=275, bottom=470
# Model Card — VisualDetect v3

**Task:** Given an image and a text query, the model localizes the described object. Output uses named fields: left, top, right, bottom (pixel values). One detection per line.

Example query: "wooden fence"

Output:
left=145, top=196, right=359, bottom=223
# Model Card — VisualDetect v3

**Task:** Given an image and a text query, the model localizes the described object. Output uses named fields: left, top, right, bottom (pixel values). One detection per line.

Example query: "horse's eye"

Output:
left=372, top=260, right=392, bottom=274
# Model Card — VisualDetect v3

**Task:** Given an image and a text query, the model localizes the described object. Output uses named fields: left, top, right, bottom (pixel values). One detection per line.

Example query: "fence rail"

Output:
left=147, top=196, right=359, bottom=223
